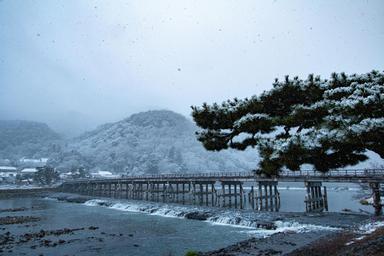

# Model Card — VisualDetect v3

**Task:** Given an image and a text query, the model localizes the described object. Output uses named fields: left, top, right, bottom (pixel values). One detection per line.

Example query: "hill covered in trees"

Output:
left=56, top=110, right=258, bottom=174
left=0, top=120, right=61, bottom=160
left=0, top=111, right=258, bottom=174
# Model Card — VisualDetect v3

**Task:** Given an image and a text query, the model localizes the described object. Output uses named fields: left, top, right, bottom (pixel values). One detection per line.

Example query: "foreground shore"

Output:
left=198, top=226, right=384, bottom=256
left=0, top=192, right=382, bottom=256
left=199, top=230, right=331, bottom=256
left=287, top=227, right=384, bottom=256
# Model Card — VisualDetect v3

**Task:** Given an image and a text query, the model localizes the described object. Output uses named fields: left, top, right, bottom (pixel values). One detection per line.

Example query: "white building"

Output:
left=90, top=170, right=119, bottom=178
left=0, top=166, right=17, bottom=172
left=0, top=166, right=19, bottom=181
left=59, top=172, right=73, bottom=180
left=19, top=158, right=48, bottom=167
left=21, top=168, right=39, bottom=175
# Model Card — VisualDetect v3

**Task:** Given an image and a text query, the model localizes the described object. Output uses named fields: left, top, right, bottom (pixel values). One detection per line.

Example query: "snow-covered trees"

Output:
left=34, top=166, right=59, bottom=185
left=64, top=110, right=257, bottom=174
left=192, top=71, right=384, bottom=175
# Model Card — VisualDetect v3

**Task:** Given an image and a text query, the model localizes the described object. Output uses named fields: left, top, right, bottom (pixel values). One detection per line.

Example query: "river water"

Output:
left=0, top=182, right=374, bottom=256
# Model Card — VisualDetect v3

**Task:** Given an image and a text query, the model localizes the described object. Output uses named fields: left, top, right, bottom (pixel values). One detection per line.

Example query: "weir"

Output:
left=58, top=169, right=384, bottom=215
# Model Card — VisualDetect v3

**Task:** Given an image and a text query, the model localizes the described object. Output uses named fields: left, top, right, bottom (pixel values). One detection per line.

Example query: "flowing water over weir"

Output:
left=59, top=169, right=384, bottom=215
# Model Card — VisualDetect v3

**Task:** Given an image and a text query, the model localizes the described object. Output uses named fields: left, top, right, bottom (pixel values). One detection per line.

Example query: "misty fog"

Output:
left=1, top=0, right=383, bottom=136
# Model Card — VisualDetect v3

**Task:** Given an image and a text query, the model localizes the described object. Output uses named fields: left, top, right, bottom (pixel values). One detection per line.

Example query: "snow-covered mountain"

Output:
left=0, top=120, right=61, bottom=160
left=59, top=110, right=258, bottom=174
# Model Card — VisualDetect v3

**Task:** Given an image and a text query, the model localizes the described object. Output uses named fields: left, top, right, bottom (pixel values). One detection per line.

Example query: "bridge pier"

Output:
left=145, top=182, right=150, bottom=201
left=248, top=181, right=279, bottom=211
left=94, top=183, right=99, bottom=196
left=124, top=182, right=129, bottom=198
left=155, top=182, right=160, bottom=201
left=105, top=183, right=109, bottom=197
left=100, top=183, right=104, bottom=196
left=112, top=183, right=116, bottom=198
left=115, top=182, right=120, bottom=198
left=132, top=181, right=143, bottom=200
left=133, top=182, right=138, bottom=199
left=220, top=181, right=244, bottom=209
left=164, top=181, right=192, bottom=204
left=132, top=182, right=137, bottom=199
left=80, top=183, right=86, bottom=195
left=107, top=183, right=111, bottom=197
left=304, top=181, right=328, bottom=212
left=116, top=182, right=120, bottom=198
left=90, top=183, right=95, bottom=196
left=191, top=181, right=216, bottom=206
left=162, top=182, right=167, bottom=202
left=77, top=183, right=83, bottom=194
left=152, top=182, right=160, bottom=201
left=85, top=182, right=91, bottom=196
left=369, top=182, right=382, bottom=216
left=88, top=183, right=92, bottom=195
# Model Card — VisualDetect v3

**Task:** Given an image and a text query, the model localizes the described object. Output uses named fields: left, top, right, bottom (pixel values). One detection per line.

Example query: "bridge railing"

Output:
left=128, top=169, right=384, bottom=179
left=280, top=169, right=384, bottom=177
left=121, top=171, right=252, bottom=179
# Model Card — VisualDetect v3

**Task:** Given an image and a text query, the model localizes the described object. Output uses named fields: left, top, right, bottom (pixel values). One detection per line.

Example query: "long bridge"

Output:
left=59, top=168, right=384, bottom=215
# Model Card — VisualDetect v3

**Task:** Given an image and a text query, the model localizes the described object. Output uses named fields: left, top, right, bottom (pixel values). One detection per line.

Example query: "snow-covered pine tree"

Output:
left=191, top=71, right=384, bottom=176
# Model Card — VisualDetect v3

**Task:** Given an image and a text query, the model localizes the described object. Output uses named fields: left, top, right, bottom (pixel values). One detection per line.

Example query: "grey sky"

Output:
left=0, top=0, right=383, bottom=135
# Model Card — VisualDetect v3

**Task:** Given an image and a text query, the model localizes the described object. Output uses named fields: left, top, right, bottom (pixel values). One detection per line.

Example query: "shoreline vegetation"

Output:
left=1, top=191, right=383, bottom=255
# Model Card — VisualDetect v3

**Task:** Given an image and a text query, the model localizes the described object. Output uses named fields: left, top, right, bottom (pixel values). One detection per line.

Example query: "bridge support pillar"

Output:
left=114, top=182, right=118, bottom=198
left=304, top=181, right=327, bottom=212
left=86, top=183, right=90, bottom=195
left=164, top=181, right=192, bottom=204
left=108, top=183, right=112, bottom=197
left=191, top=181, right=216, bottom=206
left=249, top=181, right=279, bottom=211
left=112, top=183, right=116, bottom=198
left=125, top=183, right=129, bottom=199
left=370, top=182, right=382, bottom=216
left=220, top=181, right=244, bottom=209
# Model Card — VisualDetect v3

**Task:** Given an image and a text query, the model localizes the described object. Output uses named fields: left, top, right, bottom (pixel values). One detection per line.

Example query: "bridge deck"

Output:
left=63, top=169, right=384, bottom=184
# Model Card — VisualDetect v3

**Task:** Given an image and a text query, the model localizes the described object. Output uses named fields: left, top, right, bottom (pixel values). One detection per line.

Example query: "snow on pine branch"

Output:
left=233, top=113, right=270, bottom=129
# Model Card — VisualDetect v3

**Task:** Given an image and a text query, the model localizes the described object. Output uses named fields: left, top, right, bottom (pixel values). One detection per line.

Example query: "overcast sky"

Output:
left=0, top=0, right=383, bottom=135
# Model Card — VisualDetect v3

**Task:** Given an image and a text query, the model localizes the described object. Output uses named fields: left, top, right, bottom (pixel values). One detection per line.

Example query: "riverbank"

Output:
left=287, top=226, right=384, bottom=256
left=198, top=217, right=384, bottom=256
left=0, top=187, right=56, bottom=198
left=198, top=230, right=332, bottom=256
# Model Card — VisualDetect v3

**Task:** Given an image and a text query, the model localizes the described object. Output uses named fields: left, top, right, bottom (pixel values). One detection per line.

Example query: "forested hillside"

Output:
left=0, top=111, right=258, bottom=174
left=0, top=120, right=61, bottom=160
